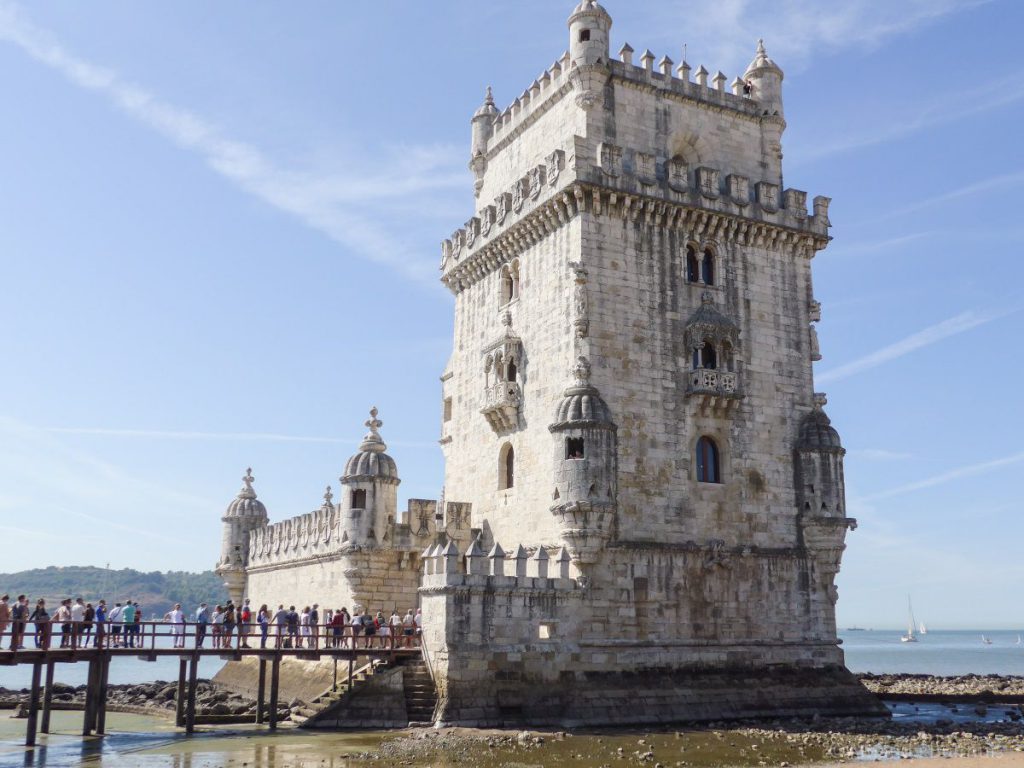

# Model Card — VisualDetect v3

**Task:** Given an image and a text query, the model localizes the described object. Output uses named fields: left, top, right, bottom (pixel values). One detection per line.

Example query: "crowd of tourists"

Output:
left=0, top=593, right=422, bottom=652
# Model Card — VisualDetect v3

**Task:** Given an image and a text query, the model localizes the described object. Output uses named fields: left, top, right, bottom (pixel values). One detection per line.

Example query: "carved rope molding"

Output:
left=442, top=181, right=829, bottom=295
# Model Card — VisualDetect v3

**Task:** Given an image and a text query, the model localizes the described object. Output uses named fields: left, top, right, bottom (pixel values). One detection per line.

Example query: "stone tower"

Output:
left=426, top=0, right=883, bottom=725
left=339, top=407, right=400, bottom=548
left=216, top=468, right=268, bottom=605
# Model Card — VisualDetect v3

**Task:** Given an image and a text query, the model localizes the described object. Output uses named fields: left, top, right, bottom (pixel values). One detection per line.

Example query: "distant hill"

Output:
left=0, top=566, right=226, bottom=619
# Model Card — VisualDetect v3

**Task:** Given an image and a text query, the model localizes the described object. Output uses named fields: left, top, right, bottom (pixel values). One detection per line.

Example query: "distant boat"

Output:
left=919, top=622, right=928, bottom=635
left=982, top=635, right=993, bottom=645
left=901, top=596, right=919, bottom=643
left=1017, top=635, right=1022, bottom=646
left=846, top=627, right=866, bottom=631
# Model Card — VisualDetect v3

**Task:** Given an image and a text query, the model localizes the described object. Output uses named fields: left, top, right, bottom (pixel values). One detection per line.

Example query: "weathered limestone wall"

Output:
left=303, top=666, right=409, bottom=730
left=245, top=549, right=422, bottom=616
left=214, top=656, right=335, bottom=705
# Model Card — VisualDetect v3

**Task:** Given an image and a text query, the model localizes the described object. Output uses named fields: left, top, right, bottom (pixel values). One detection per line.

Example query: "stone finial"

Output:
left=502, top=310, right=513, bottom=328
left=572, top=356, right=592, bottom=386
left=465, top=538, right=487, bottom=575
left=441, top=540, right=461, bottom=574
left=639, top=49, right=655, bottom=72
left=421, top=543, right=437, bottom=575
left=556, top=546, right=572, bottom=579
left=485, top=85, right=494, bottom=107
left=359, top=407, right=387, bottom=453
left=731, top=76, right=744, bottom=95
left=659, top=55, right=674, bottom=76
left=532, top=547, right=550, bottom=579
left=488, top=543, right=506, bottom=576
left=712, top=71, right=727, bottom=91
left=676, top=59, right=691, bottom=81
left=513, top=544, right=529, bottom=577
left=618, top=42, right=634, bottom=64
left=694, top=65, right=709, bottom=87
left=813, top=392, right=828, bottom=410
left=701, top=290, right=714, bottom=306
left=240, top=468, right=256, bottom=499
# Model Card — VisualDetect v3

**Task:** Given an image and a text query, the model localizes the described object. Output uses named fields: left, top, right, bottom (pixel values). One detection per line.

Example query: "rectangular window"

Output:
left=538, top=622, right=556, bottom=639
left=443, top=397, right=453, bottom=422
left=566, top=437, right=585, bottom=459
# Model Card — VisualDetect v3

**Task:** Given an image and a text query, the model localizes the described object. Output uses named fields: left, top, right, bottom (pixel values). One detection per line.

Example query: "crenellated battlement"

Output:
left=420, top=540, right=578, bottom=592
left=246, top=503, right=341, bottom=568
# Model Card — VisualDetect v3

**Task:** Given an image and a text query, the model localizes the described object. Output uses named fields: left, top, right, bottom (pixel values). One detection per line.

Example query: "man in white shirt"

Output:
left=70, top=598, right=86, bottom=649
left=165, top=603, right=186, bottom=648
left=107, top=602, right=124, bottom=648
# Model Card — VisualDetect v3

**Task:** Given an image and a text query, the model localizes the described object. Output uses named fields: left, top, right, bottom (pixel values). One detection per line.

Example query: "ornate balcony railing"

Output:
left=686, top=368, right=742, bottom=412
left=480, top=381, right=521, bottom=433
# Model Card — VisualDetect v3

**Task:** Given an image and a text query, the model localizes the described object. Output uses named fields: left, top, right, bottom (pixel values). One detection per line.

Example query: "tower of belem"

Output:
left=214, top=1, right=884, bottom=726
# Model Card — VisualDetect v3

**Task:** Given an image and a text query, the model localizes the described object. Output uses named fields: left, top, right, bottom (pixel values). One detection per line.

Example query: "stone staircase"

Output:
left=290, top=657, right=390, bottom=726
left=293, top=654, right=437, bottom=728
left=402, top=657, right=437, bottom=725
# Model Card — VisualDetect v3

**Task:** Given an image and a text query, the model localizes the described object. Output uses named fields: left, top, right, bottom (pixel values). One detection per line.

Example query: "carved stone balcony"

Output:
left=481, top=381, right=522, bottom=433
left=686, top=368, right=742, bottom=413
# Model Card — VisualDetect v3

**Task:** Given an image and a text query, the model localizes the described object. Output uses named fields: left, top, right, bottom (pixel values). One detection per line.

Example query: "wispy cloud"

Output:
left=650, top=0, right=987, bottom=73
left=858, top=451, right=1024, bottom=502
left=882, top=169, right=1024, bottom=220
left=825, top=231, right=935, bottom=260
left=816, top=309, right=1003, bottom=384
left=44, top=426, right=436, bottom=450
left=848, top=449, right=913, bottom=461
left=0, top=2, right=465, bottom=285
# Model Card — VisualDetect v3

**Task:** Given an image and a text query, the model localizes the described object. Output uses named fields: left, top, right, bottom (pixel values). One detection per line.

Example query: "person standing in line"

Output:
left=0, top=595, right=10, bottom=644
left=286, top=606, right=299, bottom=648
left=121, top=601, right=136, bottom=649
left=107, top=602, right=123, bottom=648
left=29, top=599, right=50, bottom=649
left=10, top=596, right=28, bottom=650
left=299, top=607, right=311, bottom=648
left=402, top=609, right=415, bottom=648
left=211, top=605, right=224, bottom=649
left=53, top=599, right=72, bottom=648
left=330, top=609, right=344, bottom=648
left=93, top=600, right=107, bottom=648
left=256, top=604, right=269, bottom=649
left=70, top=598, right=86, bottom=649
left=81, top=602, right=95, bottom=647
left=309, top=604, right=320, bottom=649
left=166, top=603, right=186, bottom=649
left=339, top=607, right=351, bottom=648
left=238, top=599, right=252, bottom=648
left=361, top=608, right=375, bottom=649
left=131, top=602, right=143, bottom=647
left=222, top=602, right=236, bottom=650
left=388, top=610, right=402, bottom=648
left=273, top=605, right=287, bottom=648
left=377, top=610, right=391, bottom=649
left=414, top=607, right=423, bottom=646
left=194, top=603, right=210, bottom=648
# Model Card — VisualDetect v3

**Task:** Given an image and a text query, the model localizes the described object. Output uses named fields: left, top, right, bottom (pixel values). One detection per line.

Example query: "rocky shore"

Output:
left=861, top=674, right=1024, bottom=700
left=0, top=681, right=304, bottom=722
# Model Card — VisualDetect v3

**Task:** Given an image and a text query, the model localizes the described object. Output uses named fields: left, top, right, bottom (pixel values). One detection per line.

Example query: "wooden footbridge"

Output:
left=0, top=621, right=422, bottom=746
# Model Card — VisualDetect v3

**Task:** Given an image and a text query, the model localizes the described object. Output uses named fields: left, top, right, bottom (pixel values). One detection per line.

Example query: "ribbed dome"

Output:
left=744, top=39, right=783, bottom=78
left=225, top=468, right=268, bottom=518
left=551, top=357, right=615, bottom=430
left=341, top=408, right=401, bottom=485
left=798, top=403, right=843, bottom=452
left=687, top=291, right=739, bottom=331
left=473, top=86, right=498, bottom=119
left=571, top=0, right=609, bottom=17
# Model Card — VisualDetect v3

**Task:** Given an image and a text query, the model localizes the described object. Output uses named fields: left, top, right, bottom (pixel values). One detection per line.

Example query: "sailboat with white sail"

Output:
left=901, top=596, right=919, bottom=643
left=982, top=635, right=993, bottom=645
left=919, top=621, right=927, bottom=635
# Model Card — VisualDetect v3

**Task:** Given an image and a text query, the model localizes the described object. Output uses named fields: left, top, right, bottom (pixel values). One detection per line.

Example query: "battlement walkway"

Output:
left=0, top=621, right=421, bottom=746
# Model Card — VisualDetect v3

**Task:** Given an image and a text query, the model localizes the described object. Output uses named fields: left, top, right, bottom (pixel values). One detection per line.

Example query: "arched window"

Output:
left=566, top=437, right=585, bottom=459
left=351, top=489, right=367, bottom=508
left=702, top=248, right=715, bottom=285
left=686, top=246, right=699, bottom=283
left=696, top=437, right=721, bottom=484
left=693, top=341, right=716, bottom=370
left=499, top=444, right=515, bottom=489
left=501, top=266, right=514, bottom=304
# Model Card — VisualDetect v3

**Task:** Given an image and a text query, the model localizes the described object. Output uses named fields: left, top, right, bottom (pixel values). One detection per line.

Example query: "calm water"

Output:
left=841, top=629, right=1024, bottom=675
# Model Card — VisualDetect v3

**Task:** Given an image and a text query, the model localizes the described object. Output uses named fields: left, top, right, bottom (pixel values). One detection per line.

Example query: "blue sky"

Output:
left=0, top=1, right=1021, bottom=629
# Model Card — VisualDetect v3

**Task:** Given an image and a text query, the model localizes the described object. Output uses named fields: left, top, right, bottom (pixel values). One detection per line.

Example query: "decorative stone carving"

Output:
left=529, top=166, right=545, bottom=200
left=480, top=312, right=524, bottom=434
left=479, top=205, right=496, bottom=237
left=450, top=228, right=465, bottom=260
left=727, top=174, right=749, bottom=206
left=546, top=149, right=565, bottom=186
left=756, top=181, right=779, bottom=212
left=784, top=188, right=808, bottom=218
left=495, top=192, right=512, bottom=224
left=809, top=325, right=821, bottom=362
left=697, top=167, right=720, bottom=199
left=569, top=261, right=589, bottom=339
left=512, top=177, right=527, bottom=212
left=464, top=216, right=480, bottom=248
left=635, top=151, right=656, bottom=184
left=668, top=157, right=689, bottom=191
left=599, top=142, right=622, bottom=177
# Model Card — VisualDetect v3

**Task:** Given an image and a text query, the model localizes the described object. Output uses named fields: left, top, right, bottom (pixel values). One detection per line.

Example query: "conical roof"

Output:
left=798, top=396, right=843, bottom=452
left=551, top=357, right=615, bottom=430
left=744, top=39, right=783, bottom=79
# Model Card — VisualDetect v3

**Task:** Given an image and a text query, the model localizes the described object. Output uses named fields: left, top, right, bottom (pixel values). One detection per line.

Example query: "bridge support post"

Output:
left=256, top=658, right=266, bottom=724
left=268, top=654, right=281, bottom=731
left=25, top=660, right=42, bottom=746
left=96, top=653, right=110, bottom=735
left=185, top=652, right=199, bottom=734
left=82, top=658, right=98, bottom=736
left=175, top=658, right=187, bottom=727
left=40, top=660, right=55, bottom=733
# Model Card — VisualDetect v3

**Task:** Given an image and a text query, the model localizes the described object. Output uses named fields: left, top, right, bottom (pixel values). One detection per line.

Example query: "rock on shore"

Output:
left=860, top=674, right=1024, bottom=698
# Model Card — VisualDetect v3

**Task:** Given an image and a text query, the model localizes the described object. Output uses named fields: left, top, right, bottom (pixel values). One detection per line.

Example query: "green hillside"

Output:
left=0, top=566, right=226, bottom=619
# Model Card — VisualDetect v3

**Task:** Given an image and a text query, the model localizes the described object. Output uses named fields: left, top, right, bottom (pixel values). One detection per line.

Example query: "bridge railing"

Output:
left=0, top=617, right=421, bottom=654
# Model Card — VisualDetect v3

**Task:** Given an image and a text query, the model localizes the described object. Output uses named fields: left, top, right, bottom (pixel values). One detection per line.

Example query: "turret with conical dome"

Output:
left=216, top=468, right=269, bottom=605
left=567, top=0, right=612, bottom=109
left=339, top=407, right=400, bottom=547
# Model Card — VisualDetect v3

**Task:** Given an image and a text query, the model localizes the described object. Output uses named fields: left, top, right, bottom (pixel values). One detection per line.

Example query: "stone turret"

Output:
left=340, top=407, right=400, bottom=547
left=548, top=357, right=617, bottom=566
left=216, top=468, right=268, bottom=605
left=470, top=87, right=498, bottom=196
left=744, top=39, right=784, bottom=115
left=567, top=0, right=612, bottom=109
